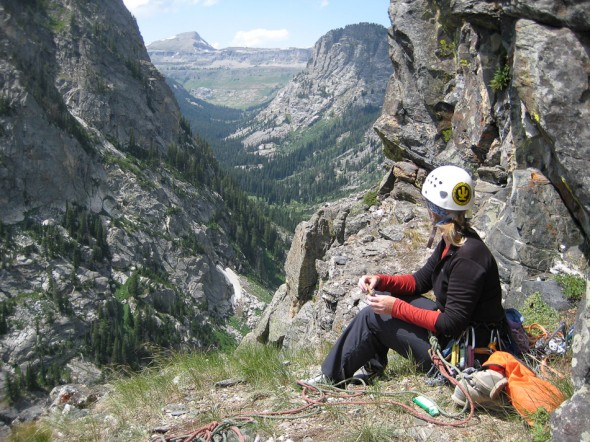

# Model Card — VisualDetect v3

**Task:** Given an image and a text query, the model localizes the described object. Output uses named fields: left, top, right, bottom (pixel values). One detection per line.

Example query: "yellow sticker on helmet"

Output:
left=452, top=182, right=471, bottom=206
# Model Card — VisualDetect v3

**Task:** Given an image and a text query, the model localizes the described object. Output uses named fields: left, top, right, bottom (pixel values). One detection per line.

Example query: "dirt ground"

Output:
left=157, top=373, right=535, bottom=442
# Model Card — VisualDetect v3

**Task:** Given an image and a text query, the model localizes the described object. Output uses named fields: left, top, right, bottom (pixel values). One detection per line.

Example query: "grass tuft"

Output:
left=232, top=344, right=293, bottom=389
left=521, top=292, right=560, bottom=331
left=7, top=422, right=52, bottom=442
left=554, top=273, right=586, bottom=302
left=363, top=190, right=378, bottom=207
left=490, top=64, right=511, bottom=91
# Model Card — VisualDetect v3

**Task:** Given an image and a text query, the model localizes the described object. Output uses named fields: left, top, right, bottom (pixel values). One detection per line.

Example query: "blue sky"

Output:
left=122, top=0, right=391, bottom=48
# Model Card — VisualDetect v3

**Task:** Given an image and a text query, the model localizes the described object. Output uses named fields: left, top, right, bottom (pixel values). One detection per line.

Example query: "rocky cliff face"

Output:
left=234, top=23, right=392, bottom=147
left=0, top=0, right=179, bottom=223
left=245, top=0, right=590, bottom=438
left=0, top=0, right=270, bottom=421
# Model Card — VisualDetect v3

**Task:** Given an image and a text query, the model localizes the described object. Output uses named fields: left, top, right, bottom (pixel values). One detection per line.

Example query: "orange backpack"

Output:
left=483, top=351, right=565, bottom=421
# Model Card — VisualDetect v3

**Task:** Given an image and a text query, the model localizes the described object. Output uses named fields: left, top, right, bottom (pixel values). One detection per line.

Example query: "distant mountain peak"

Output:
left=148, top=31, right=216, bottom=52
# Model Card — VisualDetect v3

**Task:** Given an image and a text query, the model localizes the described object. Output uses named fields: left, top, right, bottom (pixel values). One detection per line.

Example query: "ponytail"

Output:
left=437, top=212, right=470, bottom=247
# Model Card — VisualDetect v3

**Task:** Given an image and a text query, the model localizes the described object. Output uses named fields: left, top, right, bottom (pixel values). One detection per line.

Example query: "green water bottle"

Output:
left=413, top=395, right=440, bottom=416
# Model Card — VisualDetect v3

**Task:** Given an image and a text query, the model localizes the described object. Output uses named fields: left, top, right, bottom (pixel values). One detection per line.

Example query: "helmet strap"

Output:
left=427, top=224, right=437, bottom=248
left=436, top=215, right=454, bottom=225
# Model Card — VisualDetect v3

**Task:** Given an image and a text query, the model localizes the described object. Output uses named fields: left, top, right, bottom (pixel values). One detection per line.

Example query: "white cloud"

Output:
left=320, top=0, right=329, bottom=7
left=122, top=0, right=150, bottom=9
left=122, top=0, right=218, bottom=17
left=230, top=29, right=289, bottom=48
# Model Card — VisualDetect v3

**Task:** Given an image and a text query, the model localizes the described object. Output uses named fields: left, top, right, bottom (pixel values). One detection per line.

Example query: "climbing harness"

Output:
left=523, top=320, right=573, bottom=379
left=533, top=321, right=570, bottom=357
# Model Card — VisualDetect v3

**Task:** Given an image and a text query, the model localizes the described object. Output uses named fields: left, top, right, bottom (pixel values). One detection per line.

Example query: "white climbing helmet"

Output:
left=421, top=165, right=475, bottom=212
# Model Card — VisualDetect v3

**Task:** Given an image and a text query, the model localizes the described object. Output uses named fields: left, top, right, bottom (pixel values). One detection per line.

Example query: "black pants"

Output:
left=321, top=296, right=438, bottom=382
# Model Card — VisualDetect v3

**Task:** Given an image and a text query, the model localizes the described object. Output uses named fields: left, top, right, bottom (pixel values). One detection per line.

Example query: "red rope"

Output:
left=165, top=419, right=250, bottom=442
left=295, top=365, right=475, bottom=428
left=163, top=349, right=476, bottom=440
left=430, top=350, right=475, bottom=426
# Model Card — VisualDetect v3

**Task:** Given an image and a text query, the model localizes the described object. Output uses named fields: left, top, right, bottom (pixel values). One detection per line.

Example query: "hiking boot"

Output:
left=302, top=373, right=333, bottom=387
left=350, top=366, right=383, bottom=385
left=451, top=369, right=508, bottom=409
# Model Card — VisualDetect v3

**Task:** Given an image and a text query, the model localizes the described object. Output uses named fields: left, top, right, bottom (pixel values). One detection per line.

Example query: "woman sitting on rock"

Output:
left=308, top=165, right=506, bottom=385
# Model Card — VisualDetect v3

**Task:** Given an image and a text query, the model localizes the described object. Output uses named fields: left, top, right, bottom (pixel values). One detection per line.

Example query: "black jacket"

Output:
left=412, top=230, right=504, bottom=338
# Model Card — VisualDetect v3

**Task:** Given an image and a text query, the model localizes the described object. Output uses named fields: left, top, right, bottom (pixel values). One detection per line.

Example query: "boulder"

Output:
left=551, top=278, right=590, bottom=440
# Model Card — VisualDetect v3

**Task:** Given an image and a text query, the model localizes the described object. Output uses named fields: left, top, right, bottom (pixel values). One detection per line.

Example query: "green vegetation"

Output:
left=0, top=300, right=16, bottom=335
left=28, top=340, right=561, bottom=441
left=171, top=77, right=384, bottom=233
left=168, top=77, right=249, bottom=143
left=170, top=66, right=300, bottom=110
left=490, top=64, right=511, bottom=91
left=6, top=422, right=52, bottom=442
left=245, top=275, right=274, bottom=304
left=363, top=189, right=379, bottom=207
left=0, top=96, right=12, bottom=116
left=62, top=203, right=111, bottom=263
left=521, top=292, right=560, bottom=331
left=437, top=39, right=456, bottom=59
left=106, top=116, right=287, bottom=288
left=48, top=14, right=68, bottom=33
left=442, top=127, right=453, bottom=143
left=528, top=407, right=551, bottom=442
left=554, top=273, right=586, bottom=302
left=0, top=221, right=15, bottom=269
left=1, top=205, right=110, bottom=273
left=36, top=345, right=322, bottom=440
left=164, top=140, right=287, bottom=287
left=2, top=263, right=576, bottom=440
left=125, top=58, right=143, bottom=81
left=4, top=316, right=74, bottom=404
left=0, top=108, right=289, bottom=406
left=114, top=272, right=140, bottom=301
left=0, top=203, right=240, bottom=399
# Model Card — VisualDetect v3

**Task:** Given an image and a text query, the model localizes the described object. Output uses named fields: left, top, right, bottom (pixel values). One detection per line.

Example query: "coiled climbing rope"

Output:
left=158, top=336, right=476, bottom=441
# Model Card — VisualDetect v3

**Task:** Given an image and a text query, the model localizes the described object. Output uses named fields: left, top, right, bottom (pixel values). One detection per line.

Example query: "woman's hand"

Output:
left=358, top=274, right=380, bottom=293
left=367, top=292, right=397, bottom=316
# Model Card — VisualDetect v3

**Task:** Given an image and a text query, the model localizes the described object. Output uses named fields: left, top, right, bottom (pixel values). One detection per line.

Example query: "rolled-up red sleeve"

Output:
left=391, top=299, right=440, bottom=332
left=375, top=274, right=416, bottom=296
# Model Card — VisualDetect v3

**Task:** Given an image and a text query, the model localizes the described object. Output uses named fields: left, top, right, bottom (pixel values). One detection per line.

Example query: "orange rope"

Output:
left=524, top=323, right=548, bottom=343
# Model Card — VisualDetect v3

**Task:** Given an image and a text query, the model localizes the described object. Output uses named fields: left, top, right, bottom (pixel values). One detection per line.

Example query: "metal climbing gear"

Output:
left=457, top=327, right=476, bottom=370
left=534, top=320, right=569, bottom=357
left=465, top=327, right=475, bottom=368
